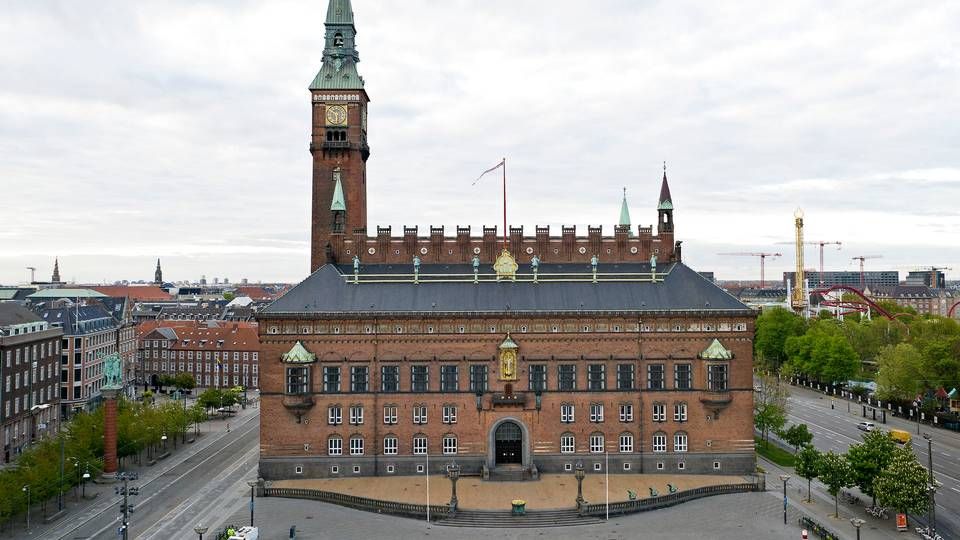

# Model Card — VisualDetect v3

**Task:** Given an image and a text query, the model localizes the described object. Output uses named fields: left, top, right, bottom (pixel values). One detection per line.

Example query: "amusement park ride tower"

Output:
left=791, top=208, right=807, bottom=314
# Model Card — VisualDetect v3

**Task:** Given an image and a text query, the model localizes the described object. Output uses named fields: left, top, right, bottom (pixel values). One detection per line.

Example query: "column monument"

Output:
left=101, top=353, right=124, bottom=480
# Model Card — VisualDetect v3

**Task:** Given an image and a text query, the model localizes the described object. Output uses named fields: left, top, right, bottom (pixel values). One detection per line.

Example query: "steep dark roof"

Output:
left=0, top=303, right=43, bottom=326
left=264, top=262, right=750, bottom=316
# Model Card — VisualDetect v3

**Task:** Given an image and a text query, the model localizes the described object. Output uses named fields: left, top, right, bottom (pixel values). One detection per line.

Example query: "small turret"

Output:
left=657, top=162, right=673, bottom=234
left=154, top=259, right=163, bottom=284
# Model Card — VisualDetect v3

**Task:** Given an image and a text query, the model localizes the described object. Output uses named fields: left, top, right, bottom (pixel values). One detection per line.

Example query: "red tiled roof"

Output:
left=92, top=285, right=172, bottom=302
left=137, top=320, right=259, bottom=351
left=234, top=286, right=275, bottom=301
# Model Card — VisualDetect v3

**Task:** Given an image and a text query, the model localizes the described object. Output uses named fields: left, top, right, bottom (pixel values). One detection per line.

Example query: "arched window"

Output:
left=413, top=434, right=428, bottom=455
left=350, top=435, right=364, bottom=455
left=560, top=432, right=575, bottom=454
left=442, top=434, right=457, bottom=455
left=383, top=434, right=398, bottom=455
left=652, top=431, right=666, bottom=453
left=328, top=435, right=342, bottom=456
left=674, top=432, right=688, bottom=453
left=619, top=432, right=634, bottom=453
left=334, top=33, right=344, bottom=47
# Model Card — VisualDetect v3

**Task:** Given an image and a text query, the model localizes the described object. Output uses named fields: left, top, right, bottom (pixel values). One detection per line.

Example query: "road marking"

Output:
left=952, top=487, right=960, bottom=494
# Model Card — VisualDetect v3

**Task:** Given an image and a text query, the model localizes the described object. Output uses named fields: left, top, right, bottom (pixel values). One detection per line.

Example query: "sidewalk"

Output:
left=3, top=400, right=260, bottom=539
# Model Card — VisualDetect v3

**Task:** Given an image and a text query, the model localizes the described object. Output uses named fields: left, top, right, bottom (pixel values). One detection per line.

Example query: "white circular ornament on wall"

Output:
left=630, top=246, right=638, bottom=254
left=473, top=247, right=481, bottom=254
left=525, top=247, right=534, bottom=254
left=578, top=246, right=587, bottom=254
left=420, top=247, right=428, bottom=255
left=368, top=247, right=376, bottom=255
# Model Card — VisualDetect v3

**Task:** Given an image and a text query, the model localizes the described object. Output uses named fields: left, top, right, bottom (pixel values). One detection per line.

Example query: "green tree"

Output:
left=875, top=447, right=930, bottom=517
left=846, top=429, right=896, bottom=506
left=223, top=291, right=236, bottom=301
left=174, top=373, right=196, bottom=391
left=875, top=343, right=925, bottom=401
left=753, top=375, right=788, bottom=447
left=780, top=423, right=813, bottom=453
left=754, top=308, right=807, bottom=370
left=795, top=445, right=821, bottom=502
left=818, top=451, right=854, bottom=518
left=784, top=320, right=859, bottom=383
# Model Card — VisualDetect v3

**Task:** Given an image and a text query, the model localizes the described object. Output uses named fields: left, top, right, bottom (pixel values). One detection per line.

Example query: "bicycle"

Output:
left=916, top=526, right=944, bottom=540
left=864, top=505, right=888, bottom=519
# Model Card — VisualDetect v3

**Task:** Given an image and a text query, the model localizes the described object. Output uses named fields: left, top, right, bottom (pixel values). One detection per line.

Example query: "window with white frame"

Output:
left=442, top=435, right=457, bottom=455
left=590, top=403, right=604, bottom=422
left=328, top=405, right=342, bottom=425
left=674, top=402, right=687, bottom=422
left=674, top=364, right=692, bottom=390
left=560, top=433, right=575, bottom=454
left=413, top=435, right=427, bottom=455
left=619, top=432, right=634, bottom=453
left=589, top=433, right=604, bottom=453
left=413, top=404, right=427, bottom=424
left=560, top=403, right=575, bottom=423
left=652, top=402, right=666, bottom=422
left=328, top=436, right=342, bottom=456
left=619, top=403, right=633, bottom=422
left=383, top=405, right=398, bottom=424
left=652, top=432, right=667, bottom=453
left=674, top=432, right=688, bottom=452
left=442, top=405, right=457, bottom=424
left=349, top=405, right=363, bottom=425
left=383, top=435, right=398, bottom=455
left=350, top=436, right=364, bottom=455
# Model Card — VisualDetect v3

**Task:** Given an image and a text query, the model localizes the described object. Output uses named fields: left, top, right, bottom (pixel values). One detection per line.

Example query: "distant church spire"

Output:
left=51, top=258, right=61, bottom=283
left=658, top=161, right=673, bottom=210
left=154, top=259, right=163, bottom=284
left=619, top=187, right=633, bottom=236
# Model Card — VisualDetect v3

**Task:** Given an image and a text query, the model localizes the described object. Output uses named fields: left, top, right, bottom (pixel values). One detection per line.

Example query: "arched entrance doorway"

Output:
left=494, top=421, right=523, bottom=464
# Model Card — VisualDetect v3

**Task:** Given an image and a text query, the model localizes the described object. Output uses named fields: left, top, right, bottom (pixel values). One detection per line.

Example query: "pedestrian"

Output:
left=227, top=422, right=231, bottom=433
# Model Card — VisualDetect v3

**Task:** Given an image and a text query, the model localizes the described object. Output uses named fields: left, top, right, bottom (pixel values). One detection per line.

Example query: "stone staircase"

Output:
left=439, top=509, right=603, bottom=528
left=486, top=465, right=530, bottom=482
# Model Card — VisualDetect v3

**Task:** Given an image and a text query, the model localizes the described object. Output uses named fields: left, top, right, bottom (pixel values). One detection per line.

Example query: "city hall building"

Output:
left=258, top=0, right=756, bottom=480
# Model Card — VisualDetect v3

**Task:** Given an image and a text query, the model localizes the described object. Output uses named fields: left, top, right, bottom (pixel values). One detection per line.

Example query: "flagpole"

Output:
left=502, top=157, right=507, bottom=251
left=605, top=450, right=609, bottom=521
left=426, top=449, right=430, bottom=523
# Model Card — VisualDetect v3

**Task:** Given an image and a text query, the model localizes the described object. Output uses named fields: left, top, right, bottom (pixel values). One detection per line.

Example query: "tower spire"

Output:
left=154, top=258, right=163, bottom=284
left=310, top=0, right=364, bottom=90
left=51, top=258, right=61, bottom=283
left=619, top=187, right=633, bottom=236
left=658, top=162, right=673, bottom=210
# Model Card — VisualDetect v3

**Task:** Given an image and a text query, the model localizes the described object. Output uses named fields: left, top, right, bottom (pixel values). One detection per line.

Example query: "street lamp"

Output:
left=22, top=485, right=30, bottom=530
left=778, top=474, right=791, bottom=524
left=850, top=518, right=865, bottom=540
left=246, top=479, right=258, bottom=526
left=82, top=469, right=91, bottom=498
left=161, top=433, right=168, bottom=452
left=923, top=433, right=937, bottom=535
left=575, top=461, right=586, bottom=508
left=447, top=462, right=460, bottom=512
left=194, top=524, right=209, bottom=540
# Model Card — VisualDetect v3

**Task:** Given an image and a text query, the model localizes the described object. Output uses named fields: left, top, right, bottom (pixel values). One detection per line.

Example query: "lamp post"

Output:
left=22, top=485, right=30, bottom=531
left=161, top=433, right=168, bottom=452
left=778, top=474, right=791, bottom=524
left=194, top=524, right=209, bottom=540
left=575, top=461, right=585, bottom=508
left=447, top=462, right=460, bottom=511
left=246, top=479, right=258, bottom=526
left=923, top=433, right=936, bottom=535
left=82, top=469, right=91, bottom=498
left=850, top=518, right=865, bottom=540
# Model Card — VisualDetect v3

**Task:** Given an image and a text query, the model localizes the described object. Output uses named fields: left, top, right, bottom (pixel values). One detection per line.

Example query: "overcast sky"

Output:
left=1, top=0, right=958, bottom=285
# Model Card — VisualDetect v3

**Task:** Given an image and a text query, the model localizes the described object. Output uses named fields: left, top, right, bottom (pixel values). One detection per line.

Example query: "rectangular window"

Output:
left=383, top=405, right=398, bottom=424
left=528, top=364, right=546, bottom=391
left=619, top=403, right=633, bottom=422
left=652, top=433, right=666, bottom=453
left=383, top=436, right=398, bottom=455
left=442, top=405, right=457, bottom=424
left=381, top=365, right=399, bottom=392
left=590, top=433, right=604, bottom=453
left=588, top=364, right=605, bottom=390
left=349, top=405, right=363, bottom=425
left=350, top=366, right=369, bottom=393
left=675, top=433, right=688, bottom=452
left=708, top=364, right=728, bottom=391
left=442, top=435, right=457, bottom=455
left=411, top=365, right=429, bottom=392
left=560, top=434, right=575, bottom=454
left=647, top=364, right=665, bottom=390
left=558, top=364, right=576, bottom=391
left=652, top=403, right=666, bottom=422
left=440, top=365, right=458, bottom=392
left=324, top=366, right=341, bottom=393
left=675, top=364, right=692, bottom=390
left=328, top=437, right=342, bottom=456
left=619, top=433, right=634, bottom=453
left=328, top=405, right=342, bottom=425
left=560, top=403, right=575, bottom=423
left=469, top=364, right=488, bottom=393
left=413, top=405, right=427, bottom=424
left=616, top=363, right=635, bottom=390
left=590, top=403, right=604, bottom=422
left=674, top=402, right=687, bottom=422
left=350, top=437, right=364, bottom=456
left=285, top=367, right=309, bottom=394
left=413, top=436, right=427, bottom=455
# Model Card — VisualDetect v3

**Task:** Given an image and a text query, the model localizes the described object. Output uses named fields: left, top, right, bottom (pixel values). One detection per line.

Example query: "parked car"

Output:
left=857, top=421, right=876, bottom=432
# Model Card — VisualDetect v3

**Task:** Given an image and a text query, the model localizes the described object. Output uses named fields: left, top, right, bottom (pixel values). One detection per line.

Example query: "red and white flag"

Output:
left=472, top=159, right=505, bottom=186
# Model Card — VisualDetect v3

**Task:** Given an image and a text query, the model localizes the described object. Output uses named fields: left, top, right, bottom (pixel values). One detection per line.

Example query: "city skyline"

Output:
left=2, top=1, right=959, bottom=284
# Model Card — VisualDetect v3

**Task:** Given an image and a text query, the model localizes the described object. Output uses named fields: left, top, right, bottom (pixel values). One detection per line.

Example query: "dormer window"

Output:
left=334, top=33, right=344, bottom=47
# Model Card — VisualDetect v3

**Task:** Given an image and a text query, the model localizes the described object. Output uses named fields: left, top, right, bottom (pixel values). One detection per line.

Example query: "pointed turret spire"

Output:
left=658, top=161, right=673, bottom=210
left=310, top=0, right=364, bottom=90
left=51, top=258, right=61, bottom=283
left=330, top=174, right=346, bottom=211
left=154, top=258, right=163, bottom=284
left=619, top=187, right=634, bottom=236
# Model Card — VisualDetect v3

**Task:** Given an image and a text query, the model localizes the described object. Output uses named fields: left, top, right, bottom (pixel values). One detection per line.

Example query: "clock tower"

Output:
left=310, top=0, right=370, bottom=271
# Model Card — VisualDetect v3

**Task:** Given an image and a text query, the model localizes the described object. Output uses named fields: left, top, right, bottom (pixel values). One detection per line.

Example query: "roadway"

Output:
left=40, top=408, right=259, bottom=540
left=784, top=384, right=960, bottom=537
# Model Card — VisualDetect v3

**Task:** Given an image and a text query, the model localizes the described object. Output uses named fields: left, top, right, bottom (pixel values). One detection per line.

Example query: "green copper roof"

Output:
left=499, top=334, right=519, bottom=349
left=282, top=341, right=317, bottom=364
left=310, top=63, right=364, bottom=90
left=310, top=0, right=364, bottom=90
left=27, top=288, right=108, bottom=299
left=619, top=189, right=633, bottom=235
left=325, top=0, right=354, bottom=25
left=658, top=200, right=673, bottom=210
left=330, top=176, right=346, bottom=211
left=700, top=339, right=733, bottom=360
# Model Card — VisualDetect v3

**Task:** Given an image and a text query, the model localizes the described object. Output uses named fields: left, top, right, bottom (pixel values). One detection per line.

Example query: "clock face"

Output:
left=325, top=105, right=348, bottom=126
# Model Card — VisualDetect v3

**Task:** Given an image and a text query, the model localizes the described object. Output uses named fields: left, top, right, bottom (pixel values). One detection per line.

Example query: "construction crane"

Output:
left=718, top=252, right=782, bottom=289
left=850, top=255, right=882, bottom=290
left=915, top=266, right=952, bottom=289
left=777, top=240, right=842, bottom=286
left=26, top=267, right=36, bottom=283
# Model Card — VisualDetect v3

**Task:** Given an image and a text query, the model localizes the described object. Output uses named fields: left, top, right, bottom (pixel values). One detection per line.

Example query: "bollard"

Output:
left=290, top=525, right=297, bottom=539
